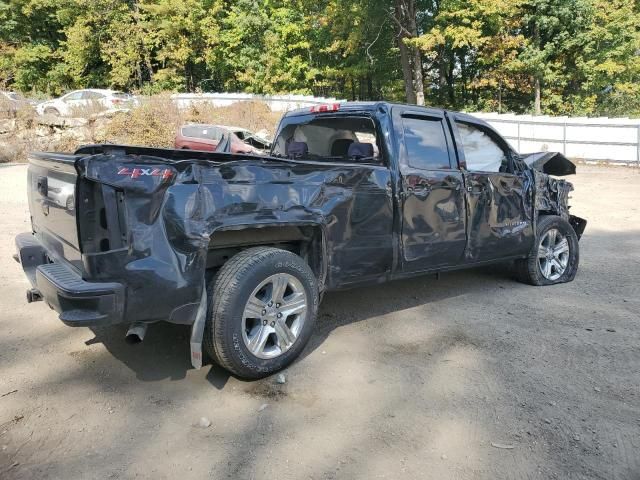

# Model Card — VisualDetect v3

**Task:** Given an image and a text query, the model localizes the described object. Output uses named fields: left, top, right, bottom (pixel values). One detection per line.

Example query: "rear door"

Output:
left=449, top=116, right=533, bottom=262
left=396, top=108, right=467, bottom=273
left=82, top=90, right=107, bottom=110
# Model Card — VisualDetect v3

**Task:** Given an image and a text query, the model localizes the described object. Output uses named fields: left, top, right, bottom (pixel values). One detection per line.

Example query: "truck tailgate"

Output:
left=27, top=153, right=82, bottom=269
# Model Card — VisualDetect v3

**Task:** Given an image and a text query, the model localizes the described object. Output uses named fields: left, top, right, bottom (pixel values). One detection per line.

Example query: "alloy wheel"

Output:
left=241, top=273, right=308, bottom=359
left=538, top=228, right=570, bottom=281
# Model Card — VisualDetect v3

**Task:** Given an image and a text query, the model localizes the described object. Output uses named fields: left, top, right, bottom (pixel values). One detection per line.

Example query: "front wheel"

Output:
left=204, top=247, right=319, bottom=379
left=516, top=215, right=580, bottom=286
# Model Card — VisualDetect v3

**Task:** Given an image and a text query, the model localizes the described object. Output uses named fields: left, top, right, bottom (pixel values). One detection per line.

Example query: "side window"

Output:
left=82, top=91, right=105, bottom=100
left=456, top=122, right=509, bottom=173
left=64, top=92, right=83, bottom=101
left=402, top=117, right=451, bottom=170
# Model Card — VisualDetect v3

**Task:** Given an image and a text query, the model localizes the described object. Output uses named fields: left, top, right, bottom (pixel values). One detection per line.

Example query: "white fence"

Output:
left=172, top=92, right=345, bottom=112
left=471, top=112, right=640, bottom=164
left=170, top=94, right=640, bottom=164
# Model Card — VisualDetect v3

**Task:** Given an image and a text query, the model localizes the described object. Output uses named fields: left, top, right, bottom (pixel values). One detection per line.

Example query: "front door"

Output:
left=449, top=116, right=533, bottom=262
left=397, top=110, right=467, bottom=273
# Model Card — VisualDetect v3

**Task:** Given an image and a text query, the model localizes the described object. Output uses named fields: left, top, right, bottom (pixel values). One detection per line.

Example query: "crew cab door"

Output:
left=449, top=115, right=533, bottom=262
left=396, top=109, right=467, bottom=272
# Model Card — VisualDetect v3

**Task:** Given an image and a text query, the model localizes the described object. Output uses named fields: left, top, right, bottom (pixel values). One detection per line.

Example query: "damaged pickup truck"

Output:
left=15, top=102, right=587, bottom=379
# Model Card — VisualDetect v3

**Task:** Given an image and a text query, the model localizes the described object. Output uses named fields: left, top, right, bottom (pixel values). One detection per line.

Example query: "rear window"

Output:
left=272, top=115, right=380, bottom=162
left=112, top=92, right=130, bottom=99
left=181, top=125, right=224, bottom=141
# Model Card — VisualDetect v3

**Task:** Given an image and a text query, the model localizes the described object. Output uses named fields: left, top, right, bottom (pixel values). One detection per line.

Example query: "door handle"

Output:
left=412, top=184, right=431, bottom=198
left=467, top=186, right=484, bottom=195
left=442, top=176, right=461, bottom=191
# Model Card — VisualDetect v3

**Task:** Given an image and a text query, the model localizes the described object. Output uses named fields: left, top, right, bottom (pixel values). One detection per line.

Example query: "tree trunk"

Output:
left=412, top=47, right=425, bottom=106
left=406, top=0, right=424, bottom=105
left=438, top=48, right=447, bottom=105
left=533, top=20, right=541, bottom=115
left=460, top=51, right=467, bottom=106
left=395, top=1, right=416, bottom=104
left=534, top=77, right=541, bottom=115
left=447, top=50, right=455, bottom=106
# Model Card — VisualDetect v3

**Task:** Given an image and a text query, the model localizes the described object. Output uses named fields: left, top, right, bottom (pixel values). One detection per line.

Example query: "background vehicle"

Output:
left=227, top=126, right=272, bottom=151
left=0, top=91, right=32, bottom=118
left=175, top=124, right=267, bottom=153
left=14, top=102, right=586, bottom=379
left=36, top=89, right=137, bottom=116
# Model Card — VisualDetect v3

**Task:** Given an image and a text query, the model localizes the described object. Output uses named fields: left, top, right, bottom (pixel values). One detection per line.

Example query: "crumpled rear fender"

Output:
left=79, top=154, right=393, bottom=331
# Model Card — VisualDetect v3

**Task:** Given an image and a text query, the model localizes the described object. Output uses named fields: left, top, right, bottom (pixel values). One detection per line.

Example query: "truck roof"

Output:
left=282, top=101, right=494, bottom=131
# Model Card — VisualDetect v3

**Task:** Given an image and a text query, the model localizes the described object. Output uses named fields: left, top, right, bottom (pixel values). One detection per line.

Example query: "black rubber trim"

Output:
left=36, top=263, right=125, bottom=326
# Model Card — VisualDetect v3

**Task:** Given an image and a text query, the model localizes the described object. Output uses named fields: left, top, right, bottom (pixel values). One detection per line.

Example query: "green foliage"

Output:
left=0, top=0, right=638, bottom=116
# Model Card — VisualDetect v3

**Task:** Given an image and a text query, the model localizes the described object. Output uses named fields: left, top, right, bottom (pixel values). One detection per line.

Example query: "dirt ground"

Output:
left=0, top=163, right=638, bottom=480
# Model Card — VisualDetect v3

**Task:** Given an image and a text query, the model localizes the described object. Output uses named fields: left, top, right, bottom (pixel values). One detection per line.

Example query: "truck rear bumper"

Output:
left=15, top=232, right=125, bottom=326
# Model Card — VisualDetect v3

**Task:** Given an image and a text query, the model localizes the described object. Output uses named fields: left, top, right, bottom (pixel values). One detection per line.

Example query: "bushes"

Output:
left=102, top=95, right=181, bottom=148
left=102, top=98, right=280, bottom=148
left=0, top=97, right=282, bottom=163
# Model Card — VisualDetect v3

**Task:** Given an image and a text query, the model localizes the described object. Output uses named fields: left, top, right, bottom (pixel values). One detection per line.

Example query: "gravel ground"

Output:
left=0, top=163, right=639, bottom=480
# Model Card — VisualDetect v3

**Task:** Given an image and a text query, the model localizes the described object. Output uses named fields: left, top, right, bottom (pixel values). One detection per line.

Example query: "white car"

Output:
left=36, top=89, right=137, bottom=117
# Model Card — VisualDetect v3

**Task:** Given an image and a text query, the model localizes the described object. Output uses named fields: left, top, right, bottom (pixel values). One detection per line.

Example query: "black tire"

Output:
left=516, top=215, right=580, bottom=286
left=204, top=247, right=319, bottom=379
left=44, top=107, right=60, bottom=116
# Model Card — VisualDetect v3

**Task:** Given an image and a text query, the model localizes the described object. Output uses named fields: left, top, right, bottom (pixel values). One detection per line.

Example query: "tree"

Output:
left=414, top=0, right=526, bottom=111
left=518, top=0, right=592, bottom=114
left=391, top=0, right=424, bottom=104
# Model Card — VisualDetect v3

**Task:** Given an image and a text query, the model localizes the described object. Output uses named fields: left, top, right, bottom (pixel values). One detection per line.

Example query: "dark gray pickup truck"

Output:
left=15, top=102, right=586, bottom=378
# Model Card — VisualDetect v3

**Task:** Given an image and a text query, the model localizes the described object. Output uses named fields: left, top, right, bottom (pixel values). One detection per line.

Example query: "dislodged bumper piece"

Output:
left=15, top=232, right=124, bottom=326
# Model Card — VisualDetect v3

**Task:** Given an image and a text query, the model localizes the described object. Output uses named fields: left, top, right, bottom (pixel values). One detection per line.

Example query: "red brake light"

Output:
left=310, top=103, right=341, bottom=113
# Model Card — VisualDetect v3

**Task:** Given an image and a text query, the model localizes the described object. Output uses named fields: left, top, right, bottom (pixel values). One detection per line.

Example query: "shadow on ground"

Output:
left=86, top=262, right=516, bottom=389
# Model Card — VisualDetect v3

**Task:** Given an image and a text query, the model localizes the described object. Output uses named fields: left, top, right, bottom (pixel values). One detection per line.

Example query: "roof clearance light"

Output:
left=310, top=103, right=341, bottom=113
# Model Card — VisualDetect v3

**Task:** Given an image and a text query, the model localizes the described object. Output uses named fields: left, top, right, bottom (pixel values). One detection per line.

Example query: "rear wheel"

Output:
left=516, top=215, right=580, bottom=286
left=204, top=247, right=318, bottom=378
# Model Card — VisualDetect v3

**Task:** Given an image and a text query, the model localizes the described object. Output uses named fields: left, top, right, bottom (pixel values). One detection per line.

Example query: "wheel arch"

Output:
left=206, top=222, right=329, bottom=292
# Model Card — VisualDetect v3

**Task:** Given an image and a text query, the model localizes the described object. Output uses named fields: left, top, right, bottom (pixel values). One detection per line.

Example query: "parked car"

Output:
left=0, top=91, right=32, bottom=118
left=175, top=124, right=266, bottom=154
left=14, top=102, right=587, bottom=379
left=36, top=89, right=137, bottom=117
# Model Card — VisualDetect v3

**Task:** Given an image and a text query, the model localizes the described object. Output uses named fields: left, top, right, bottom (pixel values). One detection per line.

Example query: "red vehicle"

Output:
left=175, top=124, right=262, bottom=154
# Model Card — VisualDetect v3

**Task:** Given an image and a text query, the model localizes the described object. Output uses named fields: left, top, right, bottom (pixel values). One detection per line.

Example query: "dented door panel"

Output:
left=400, top=169, right=466, bottom=270
left=463, top=171, right=534, bottom=262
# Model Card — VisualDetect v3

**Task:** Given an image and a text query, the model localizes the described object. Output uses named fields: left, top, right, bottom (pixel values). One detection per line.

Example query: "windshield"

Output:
left=272, top=115, right=380, bottom=162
